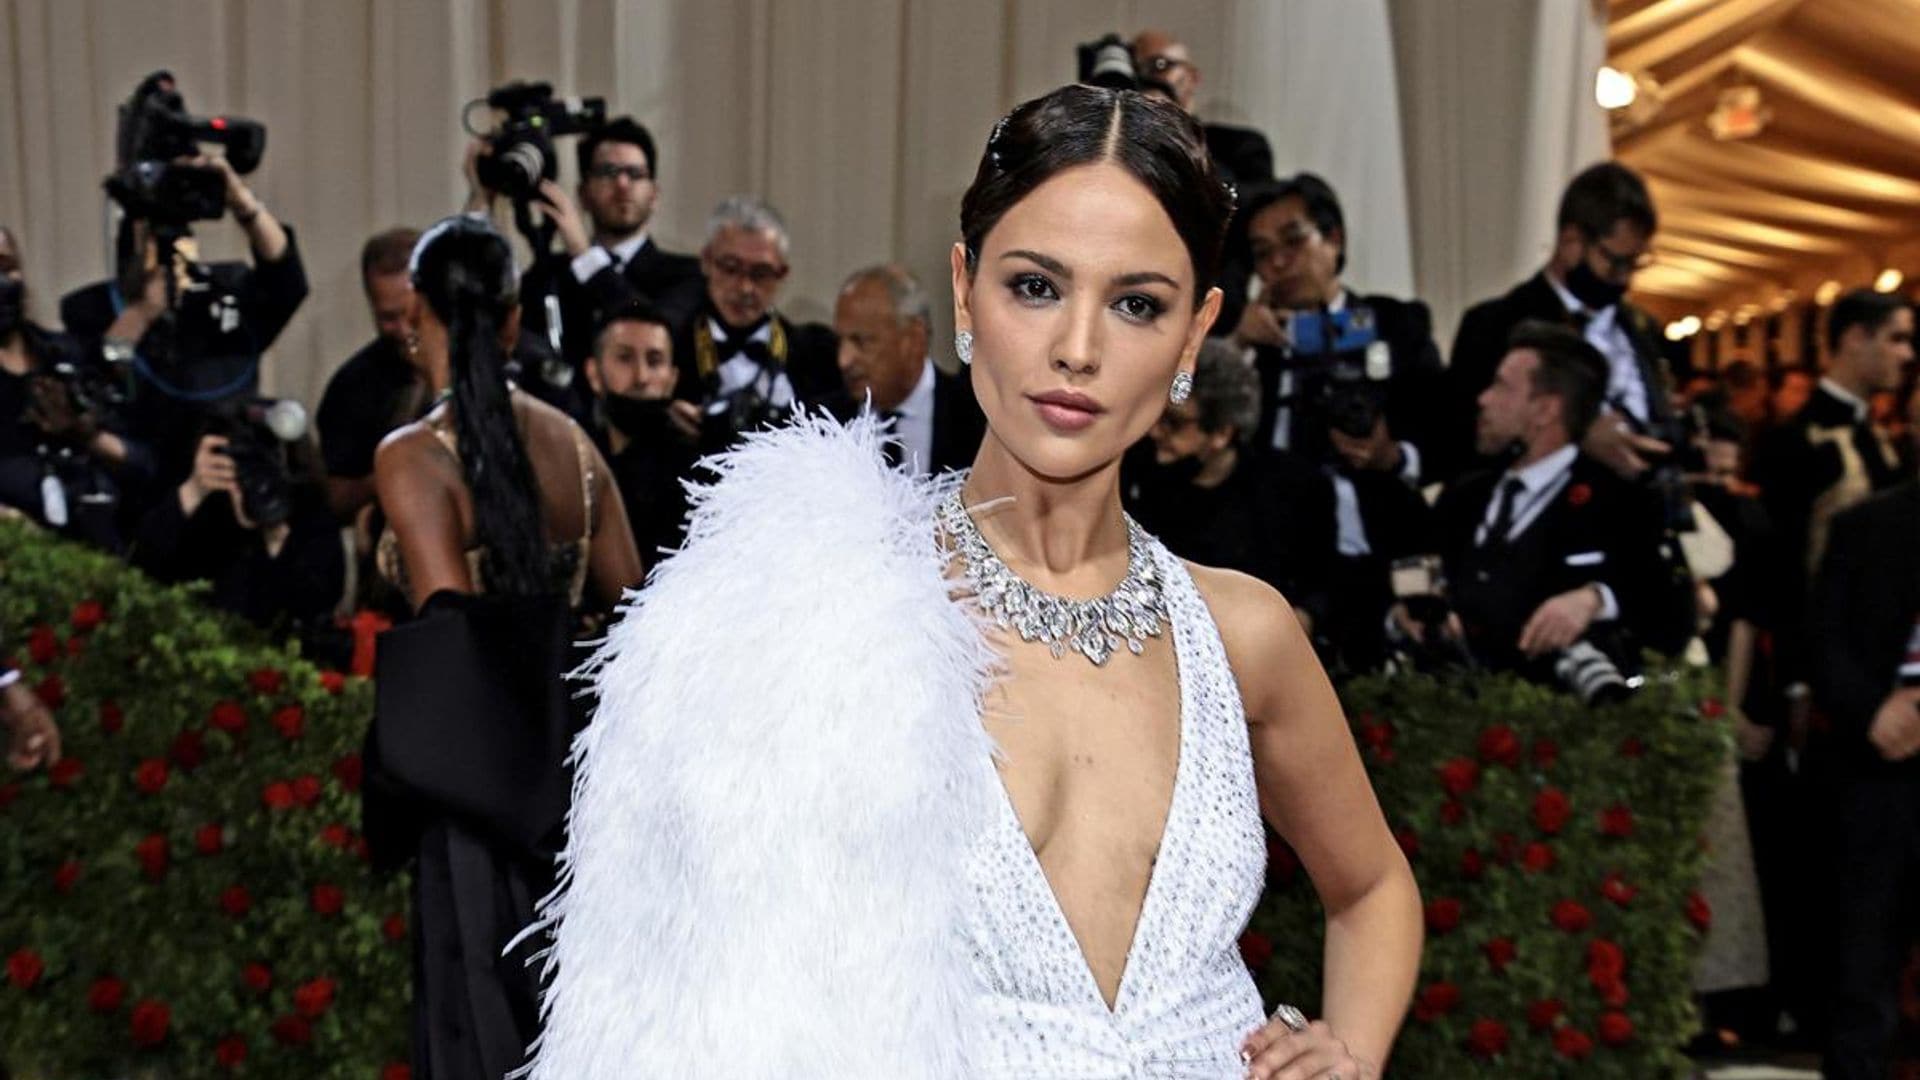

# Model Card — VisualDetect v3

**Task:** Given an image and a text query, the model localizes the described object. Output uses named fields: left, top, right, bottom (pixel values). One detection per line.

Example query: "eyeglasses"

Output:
left=1591, top=241, right=1654, bottom=276
left=1144, top=55, right=1194, bottom=76
left=587, top=163, right=652, bottom=183
left=711, top=255, right=788, bottom=286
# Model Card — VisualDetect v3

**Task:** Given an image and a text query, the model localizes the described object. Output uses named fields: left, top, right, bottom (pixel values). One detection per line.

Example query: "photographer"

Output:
left=61, top=75, right=307, bottom=486
left=1392, top=322, right=1692, bottom=693
left=673, top=195, right=840, bottom=451
left=583, top=299, right=698, bottom=558
left=317, top=227, right=427, bottom=522
left=500, top=117, right=706, bottom=376
left=129, top=416, right=344, bottom=636
left=0, top=226, right=155, bottom=553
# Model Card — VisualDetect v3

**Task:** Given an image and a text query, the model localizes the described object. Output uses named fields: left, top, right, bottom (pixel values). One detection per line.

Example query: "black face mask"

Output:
left=1564, top=256, right=1627, bottom=312
left=0, top=278, right=24, bottom=340
left=1154, top=452, right=1208, bottom=487
left=602, top=393, right=672, bottom=444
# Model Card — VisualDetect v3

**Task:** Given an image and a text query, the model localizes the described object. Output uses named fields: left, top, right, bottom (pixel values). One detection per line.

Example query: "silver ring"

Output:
left=1272, top=1003, right=1310, bottom=1033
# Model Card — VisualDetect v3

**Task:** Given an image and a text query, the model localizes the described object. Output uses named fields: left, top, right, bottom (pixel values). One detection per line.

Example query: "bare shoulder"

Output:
left=1183, top=562, right=1313, bottom=715
left=373, top=420, right=456, bottom=506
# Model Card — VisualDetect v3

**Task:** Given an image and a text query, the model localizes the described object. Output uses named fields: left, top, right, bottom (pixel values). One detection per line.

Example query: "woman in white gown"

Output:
left=520, top=85, right=1421, bottom=1080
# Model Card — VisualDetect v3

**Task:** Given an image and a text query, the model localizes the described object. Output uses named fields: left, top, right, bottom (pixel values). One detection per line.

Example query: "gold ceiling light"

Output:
left=1876, top=268, right=1905, bottom=293
left=1815, top=279, right=1843, bottom=306
left=1707, top=85, right=1771, bottom=141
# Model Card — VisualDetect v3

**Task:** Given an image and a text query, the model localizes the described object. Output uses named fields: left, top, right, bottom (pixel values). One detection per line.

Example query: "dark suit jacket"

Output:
left=667, top=305, right=843, bottom=412
left=1441, top=272, right=1673, bottom=482
left=1813, top=482, right=1920, bottom=774
left=520, top=240, right=706, bottom=368
left=927, top=366, right=986, bottom=474
left=1203, top=123, right=1275, bottom=188
left=1429, top=452, right=1692, bottom=672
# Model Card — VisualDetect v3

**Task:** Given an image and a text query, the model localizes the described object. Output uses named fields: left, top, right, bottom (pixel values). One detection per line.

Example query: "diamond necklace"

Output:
left=937, top=490, right=1167, bottom=667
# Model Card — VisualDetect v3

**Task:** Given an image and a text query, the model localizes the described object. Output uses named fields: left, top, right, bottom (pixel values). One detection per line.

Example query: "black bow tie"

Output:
left=712, top=328, right=771, bottom=366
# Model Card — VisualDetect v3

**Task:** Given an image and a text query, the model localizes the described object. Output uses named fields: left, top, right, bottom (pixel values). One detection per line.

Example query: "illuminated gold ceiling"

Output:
left=1607, top=0, right=1920, bottom=322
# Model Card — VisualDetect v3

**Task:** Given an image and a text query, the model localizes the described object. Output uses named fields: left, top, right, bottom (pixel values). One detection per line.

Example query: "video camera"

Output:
left=205, top=397, right=307, bottom=528
left=104, top=72, right=266, bottom=229
left=467, top=81, right=607, bottom=204
left=1274, top=304, right=1396, bottom=440
left=1074, top=33, right=1176, bottom=97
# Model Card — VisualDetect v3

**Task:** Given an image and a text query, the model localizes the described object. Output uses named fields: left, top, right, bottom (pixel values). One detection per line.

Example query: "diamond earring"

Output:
left=1168, top=370, right=1193, bottom=405
left=955, top=330, right=974, bottom=366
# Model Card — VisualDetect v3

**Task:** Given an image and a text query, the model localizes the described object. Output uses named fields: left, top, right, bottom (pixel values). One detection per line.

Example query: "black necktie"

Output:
left=1484, top=477, right=1526, bottom=548
left=1569, top=309, right=1592, bottom=334
left=881, top=410, right=906, bottom=470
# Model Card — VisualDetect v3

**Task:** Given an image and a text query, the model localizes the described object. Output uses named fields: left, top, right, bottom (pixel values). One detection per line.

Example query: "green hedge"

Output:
left=1248, top=667, right=1726, bottom=1078
left=0, top=519, right=410, bottom=1078
left=1, top=521, right=1724, bottom=1077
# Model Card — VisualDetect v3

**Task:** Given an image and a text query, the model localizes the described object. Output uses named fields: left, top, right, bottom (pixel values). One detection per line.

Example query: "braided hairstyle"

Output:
left=409, top=215, right=551, bottom=597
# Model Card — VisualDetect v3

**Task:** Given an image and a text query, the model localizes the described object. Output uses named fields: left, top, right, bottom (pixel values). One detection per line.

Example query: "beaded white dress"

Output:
left=963, top=541, right=1270, bottom=1078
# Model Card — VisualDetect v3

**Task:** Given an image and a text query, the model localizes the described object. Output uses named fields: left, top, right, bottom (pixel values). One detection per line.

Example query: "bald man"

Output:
left=1131, top=28, right=1274, bottom=187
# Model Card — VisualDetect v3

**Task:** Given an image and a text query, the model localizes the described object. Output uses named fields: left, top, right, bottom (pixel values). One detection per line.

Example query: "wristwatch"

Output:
left=101, top=337, right=136, bottom=366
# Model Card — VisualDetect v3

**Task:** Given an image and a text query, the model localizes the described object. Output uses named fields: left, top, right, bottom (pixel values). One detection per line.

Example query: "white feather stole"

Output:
left=518, top=413, right=998, bottom=1079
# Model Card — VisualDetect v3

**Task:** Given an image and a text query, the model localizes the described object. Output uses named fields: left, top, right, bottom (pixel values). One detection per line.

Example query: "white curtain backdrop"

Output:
left=0, top=0, right=1601, bottom=409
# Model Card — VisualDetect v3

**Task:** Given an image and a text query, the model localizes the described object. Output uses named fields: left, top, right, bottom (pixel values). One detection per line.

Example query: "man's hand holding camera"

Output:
left=178, top=433, right=291, bottom=555
left=1517, top=584, right=1605, bottom=657
left=1582, top=412, right=1670, bottom=481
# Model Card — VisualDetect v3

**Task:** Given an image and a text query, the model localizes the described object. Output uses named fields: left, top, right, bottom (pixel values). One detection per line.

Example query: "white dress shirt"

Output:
left=569, top=231, right=651, bottom=284
left=1545, top=273, right=1649, bottom=425
left=1474, top=442, right=1619, bottom=621
left=886, top=358, right=938, bottom=476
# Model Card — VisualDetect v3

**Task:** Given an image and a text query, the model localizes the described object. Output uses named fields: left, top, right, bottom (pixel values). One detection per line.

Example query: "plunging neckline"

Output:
left=982, top=548, right=1193, bottom=1018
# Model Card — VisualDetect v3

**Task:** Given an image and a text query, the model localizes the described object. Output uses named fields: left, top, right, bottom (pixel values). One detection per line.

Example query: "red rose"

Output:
left=1394, top=827, right=1421, bottom=859
left=53, top=858, right=82, bottom=894
left=1598, top=1010, right=1634, bottom=1046
left=169, top=729, right=207, bottom=771
left=70, top=600, right=106, bottom=633
left=34, top=674, right=65, bottom=709
left=1440, top=799, right=1466, bottom=825
left=292, top=774, right=323, bottom=807
left=247, top=667, right=286, bottom=696
left=311, top=883, right=345, bottom=916
left=1267, top=837, right=1301, bottom=883
left=320, top=823, right=352, bottom=850
left=1618, top=737, right=1645, bottom=759
left=1437, top=757, right=1480, bottom=797
left=1532, top=737, right=1559, bottom=769
left=383, top=913, right=408, bottom=942
left=1425, top=897, right=1463, bottom=934
left=1521, top=842, right=1556, bottom=873
left=1466, top=1017, right=1510, bottom=1059
left=0, top=782, right=18, bottom=810
left=1600, top=872, right=1638, bottom=907
left=215, top=1034, right=247, bottom=1069
left=27, top=624, right=58, bottom=665
left=129, top=999, right=171, bottom=1048
left=6, top=948, right=43, bottom=988
left=88, top=976, right=126, bottom=1013
left=48, top=756, right=83, bottom=788
left=1527, top=998, right=1565, bottom=1031
left=1482, top=937, right=1517, bottom=973
left=262, top=780, right=295, bottom=810
left=241, top=962, right=272, bottom=993
left=99, top=701, right=124, bottom=734
left=210, top=700, right=248, bottom=735
left=320, top=670, right=347, bottom=695
left=1554, top=1027, right=1595, bottom=1059
left=219, top=885, right=252, bottom=919
left=1567, top=482, right=1592, bottom=507
left=1700, top=697, right=1727, bottom=719
left=1687, top=891, right=1713, bottom=932
left=1460, top=847, right=1486, bottom=880
left=134, top=833, right=169, bottom=880
left=271, top=704, right=305, bottom=741
left=293, top=976, right=336, bottom=1019
left=270, top=1014, right=313, bottom=1046
left=333, top=753, right=364, bottom=793
left=1477, top=724, right=1522, bottom=767
left=1587, top=938, right=1625, bottom=981
left=383, top=1065, right=412, bottom=1080
left=1599, top=804, right=1635, bottom=838
left=1358, top=717, right=1395, bottom=755
left=1551, top=899, right=1593, bottom=933
left=1237, top=931, right=1273, bottom=972
left=134, top=758, right=170, bottom=795
left=1412, top=981, right=1461, bottom=1021
left=196, top=824, right=225, bottom=856
left=1598, top=977, right=1630, bottom=1007
left=1533, top=788, right=1571, bottom=834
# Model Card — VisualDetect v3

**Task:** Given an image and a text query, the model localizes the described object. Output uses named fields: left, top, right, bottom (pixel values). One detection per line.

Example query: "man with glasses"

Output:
left=674, top=195, right=840, bottom=450
left=1444, top=162, right=1675, bottom=482
left=1130, top=29, right=1273, bottom=188
left=504, top=117, right=705, bottom=377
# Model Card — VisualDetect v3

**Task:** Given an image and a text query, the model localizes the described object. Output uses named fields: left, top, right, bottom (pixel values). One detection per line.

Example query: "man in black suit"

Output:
left=1129, top=29, right=1274, bottom=189
left=501, top=118, right=705, bottom=375
left=1812, top=458, right=1920, bottom=1079
left=1395, top=322, right=1692, bottom=680
left=674, top=196, right=840, bottom=452
left=582, top=299, right=697, bottom=560
left=831, top=264, right=983, bottom=475
left=1443, top=162, right=1674, bottom=484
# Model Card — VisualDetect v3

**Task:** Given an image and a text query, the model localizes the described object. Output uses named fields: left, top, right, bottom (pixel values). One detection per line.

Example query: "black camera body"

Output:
left=474, top=82, right=607, bottom=203
left=104, top=72, right=266, bottom=228
left=1274, top=304, right=1396, bottom=441
left=206, top=398, right=307, bottom=529
left=1076, top=33, right=1140, bottom=90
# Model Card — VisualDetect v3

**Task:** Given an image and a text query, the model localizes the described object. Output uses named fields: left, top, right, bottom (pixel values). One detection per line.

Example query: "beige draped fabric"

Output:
left=1, top=0, right=1600, bottom=410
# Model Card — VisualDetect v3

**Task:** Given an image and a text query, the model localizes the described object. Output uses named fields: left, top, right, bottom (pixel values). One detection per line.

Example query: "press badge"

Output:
left=40, top=472, right=68, bottom=527
left=1365, top=340, right=1391, bottom=381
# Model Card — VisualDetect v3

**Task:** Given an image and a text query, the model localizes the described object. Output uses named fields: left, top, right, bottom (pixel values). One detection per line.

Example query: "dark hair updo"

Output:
left=959, top=84, right=1235, bottom=307
left=410, top=215, right=551, bottom=597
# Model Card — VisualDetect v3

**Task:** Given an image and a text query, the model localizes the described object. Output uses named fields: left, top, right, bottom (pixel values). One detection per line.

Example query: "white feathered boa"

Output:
left=516, top=412, right=1000, bottom=1078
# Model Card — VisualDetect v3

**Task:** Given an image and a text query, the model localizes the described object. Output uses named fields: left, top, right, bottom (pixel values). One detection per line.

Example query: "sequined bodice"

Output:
left=964, top=542, right=1269, bottom=1078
